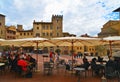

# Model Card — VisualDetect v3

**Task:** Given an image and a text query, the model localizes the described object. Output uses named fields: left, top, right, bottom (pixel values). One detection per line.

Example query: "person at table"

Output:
left=97, top=56, right=103, bottom=62
left=26, top=55, right=37, bottom=70
left=17, top=58, right=28, bottom=71
left=75, top=56, right=90, bottom=70
left=106, top=57, right=116, bottom=71
left=10, top=54, right=19, bottom=72
left=82, top=58, right=90, bottom=70
left=91, top=58, right=104, bottom=75
left=17, top=58, right=28, bottom=76
left=115, top=58, right=120, bottom=73
left=105, top=57, right=117, bottom=78
left=83, top=56, right=87, bottom=63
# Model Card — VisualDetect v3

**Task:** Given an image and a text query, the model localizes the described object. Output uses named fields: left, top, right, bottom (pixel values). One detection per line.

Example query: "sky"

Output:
left=0, top=0, right=120, bottom=37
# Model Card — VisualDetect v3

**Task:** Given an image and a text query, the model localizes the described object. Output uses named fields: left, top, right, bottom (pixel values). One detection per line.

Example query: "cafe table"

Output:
left=0, top=63, right=5, bottom=73
left=74, top=67, right=85, bottom=82
left=0, top=63, right=5, bottom=66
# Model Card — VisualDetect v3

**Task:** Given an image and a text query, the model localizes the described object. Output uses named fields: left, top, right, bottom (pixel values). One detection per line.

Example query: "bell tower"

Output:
left=52, top=15, right=63, bottom=37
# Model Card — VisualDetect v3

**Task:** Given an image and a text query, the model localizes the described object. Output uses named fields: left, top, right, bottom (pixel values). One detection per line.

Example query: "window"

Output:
left=20, top=33, right=22, bottom=36
left=56, top=18, right=59, bottom=23
left=24, top=33, right=26, bottom=35
left=42, top=25, right=45, bottom=29
left=50, top=25, right=53, bottom=29
left=57, top=26, right=59, bottom=29
left=0, top=23, right=1, bottom=26
left=27, top=33, right=29, bottom=35
left=43, top=33, right=45, bottom=36
left=37, top=27, right=39, bottom=30
left=79, top=47, right=82, bottom=50
left=46, top=32, right=49, bottom=36
left=1, top=30, right=2, bottom=34
left=57, top=33, right=59, bottom=36
left=13, top=32, right=16, bottom=35
left=50, top=33, right=52, bottom=36
left=89, top=48, right=91, bottom=51
left=46, top=26, right=48, bottom=29
left=7, top=36, right=9, bottom=39
left=36, top=33, right=40, bottom=37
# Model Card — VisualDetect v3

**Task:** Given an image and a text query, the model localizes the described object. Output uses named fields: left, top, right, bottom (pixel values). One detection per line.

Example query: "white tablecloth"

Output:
left=0, top=63, right=5, bottom=66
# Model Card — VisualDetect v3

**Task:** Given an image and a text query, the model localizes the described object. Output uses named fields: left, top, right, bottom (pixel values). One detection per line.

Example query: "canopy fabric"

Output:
left=102, top=36, right=120, bottom=56
left=51, top=36, right=101, bottom=69
left=51, top=36, right=101, bottom=46
left=112, top=51, right=120, bottom=57
left=51, top=36, right=101, bottom=40
left=102, top=36, right=120, bottom=41
left=1, top=37, right=55, bottom=47
left=0, top=39, right=6, bottom=45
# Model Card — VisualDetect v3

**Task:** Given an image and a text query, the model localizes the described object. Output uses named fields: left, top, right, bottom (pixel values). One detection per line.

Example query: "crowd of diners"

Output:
left=48, top=51, right=120, bottom=77
left=67, top=55, right=120, bottom=78
left=0, top=50, right=120, bottom=79
left=0, top=51, right=37, bottom=76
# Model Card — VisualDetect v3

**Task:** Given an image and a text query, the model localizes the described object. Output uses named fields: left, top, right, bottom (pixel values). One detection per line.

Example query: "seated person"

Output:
left=83, top=58, right=90, bottom=70
left=105, top=57, right=117, bottom=78
left=116, top=61, right=120, bottom=73
left=17, top=58, right=28, bottom=72
left=106, top=57, right=116, bottom=71
left=75, top=57, right=90, bottom=70
left=27, top=55, right=37, bottom=70
left=83, top=56, right=87, bottom=63
left=91, top=58, right=104, bottom=75
left=97, top=56, right=103, bottom=62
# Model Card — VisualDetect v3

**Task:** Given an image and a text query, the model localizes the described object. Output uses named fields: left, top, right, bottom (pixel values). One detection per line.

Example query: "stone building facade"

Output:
left=17, top=15, right=63, bottom=39
left=98, top=20, right=120, bottom=37
left=0, top=14, right=96, bottom=55
left=0, top=14, right=6, bottom=39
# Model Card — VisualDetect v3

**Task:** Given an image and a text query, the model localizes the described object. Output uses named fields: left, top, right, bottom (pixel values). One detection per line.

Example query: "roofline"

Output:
left=0, top=14, right=5, bottom=17
left=33, top=22, right=52, bottom=24
left=17, top=29, right=33, bottom=32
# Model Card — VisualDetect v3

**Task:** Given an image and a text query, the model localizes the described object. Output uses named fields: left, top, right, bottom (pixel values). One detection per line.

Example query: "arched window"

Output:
left=36, top=33, right=40, bottom=37
left=37, top=27, right=39, bottom=30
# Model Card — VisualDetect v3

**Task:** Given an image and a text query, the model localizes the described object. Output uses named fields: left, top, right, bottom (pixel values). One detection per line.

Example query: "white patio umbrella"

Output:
left=51, top=36, right=100, bottom=46
left=0, top=39, right=5, bottom=45
left=2, top=37, right=55, bottom=67
left=112, top=51, right=120, bottom=57
left=51, top=36, right=100, bottom=68
left=3, top=37, right=56, bottom=46
left=102, top=36, right=120, bottom=57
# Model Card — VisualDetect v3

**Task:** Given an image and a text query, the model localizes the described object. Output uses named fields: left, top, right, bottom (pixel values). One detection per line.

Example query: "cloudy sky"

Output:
left=0, top=0, right=120, bottom=36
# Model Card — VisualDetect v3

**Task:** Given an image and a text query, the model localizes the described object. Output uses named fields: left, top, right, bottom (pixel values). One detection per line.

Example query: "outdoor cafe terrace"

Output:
left=0, top=54, right=120, bottom=82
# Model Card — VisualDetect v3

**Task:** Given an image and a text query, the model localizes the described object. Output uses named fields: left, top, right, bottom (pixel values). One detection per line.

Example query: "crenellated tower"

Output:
left=52, top=15, right=63, bottom=37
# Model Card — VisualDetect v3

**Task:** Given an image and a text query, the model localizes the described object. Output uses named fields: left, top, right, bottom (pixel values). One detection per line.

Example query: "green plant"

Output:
left=95, top=45, right=107, bottom=56
left=55, top=49, right=61, bottom=54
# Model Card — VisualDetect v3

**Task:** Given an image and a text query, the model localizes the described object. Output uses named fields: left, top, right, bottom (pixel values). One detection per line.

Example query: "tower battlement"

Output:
left=52, top=14, right=63, bottom=19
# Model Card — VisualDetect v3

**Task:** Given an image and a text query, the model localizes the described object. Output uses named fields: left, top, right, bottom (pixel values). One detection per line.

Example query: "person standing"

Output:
left=49, top=51, right=54, bottom=63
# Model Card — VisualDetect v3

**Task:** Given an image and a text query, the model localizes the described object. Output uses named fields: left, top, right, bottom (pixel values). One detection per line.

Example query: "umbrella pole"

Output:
left=109, top=41, right=112, bottom=57
left=71, top=40, right=74, bottom=70
left=36, top=42, right=39, bottom=70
